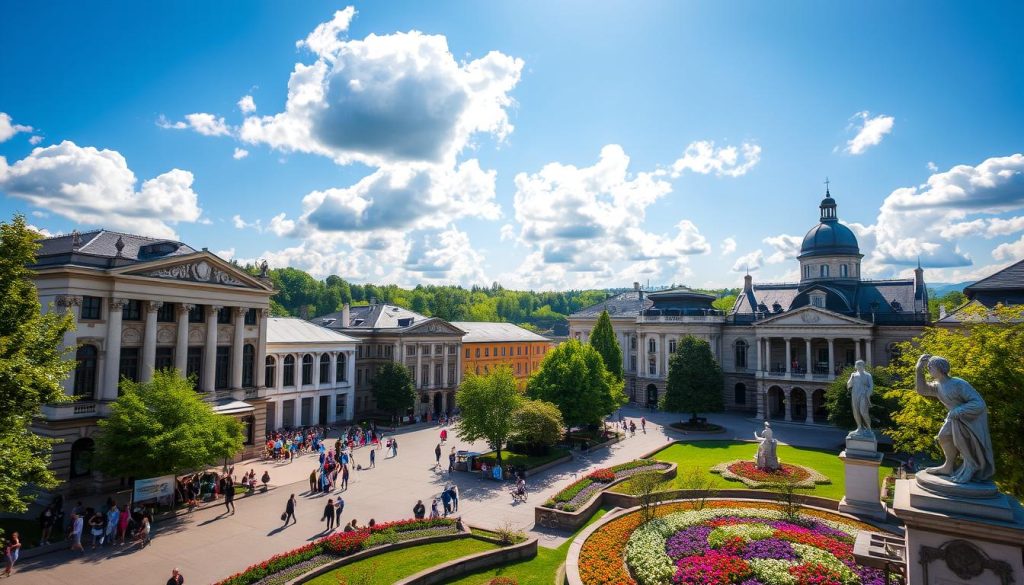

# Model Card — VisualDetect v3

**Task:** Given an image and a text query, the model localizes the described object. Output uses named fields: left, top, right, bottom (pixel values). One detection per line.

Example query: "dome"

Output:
left=798, top=189, right=861, bottom=258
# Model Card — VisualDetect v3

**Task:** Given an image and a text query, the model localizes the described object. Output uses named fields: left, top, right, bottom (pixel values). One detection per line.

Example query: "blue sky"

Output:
left=2, top=1, right=1023, bottom=290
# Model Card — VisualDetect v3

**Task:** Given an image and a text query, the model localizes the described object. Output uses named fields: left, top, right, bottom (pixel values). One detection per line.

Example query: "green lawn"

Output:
left=611, top=440, right=892, bottom=501
left=478, top=447, right=571, bottom=470
left=445, top=508, right=610, bottom=585
left=305, top=537, right=499, bottom=585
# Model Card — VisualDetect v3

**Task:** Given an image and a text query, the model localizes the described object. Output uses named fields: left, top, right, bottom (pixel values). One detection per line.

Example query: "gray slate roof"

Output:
left=33, top=230, right=198, bottom=269
left=568, top=291, right=652, bottom=319
left=450, top=322, right=549, bottom=343
left=267, top=317, right=359, bottom=344
left=315, top=304, right=427, bottom=330
left=732, top=278, right=925, bottom=324
left=965, top=259, right=1024, bottom=293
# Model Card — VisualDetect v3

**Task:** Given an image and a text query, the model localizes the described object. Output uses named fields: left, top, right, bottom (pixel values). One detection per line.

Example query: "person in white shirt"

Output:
left=69, top=513, right=84, bottom=552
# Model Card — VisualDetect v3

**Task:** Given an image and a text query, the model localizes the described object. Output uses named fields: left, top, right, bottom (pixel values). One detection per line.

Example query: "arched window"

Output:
left=336, top=353, right=347, bottom=382
left=734, top=383, right=747, bottom=405
left=242, top=344, right=255, bottom=388
left=73, top=345, right=98, bottom=398
left=840, top=264, right=848, bottom=277
left=70, top=437, right=95, bottom=478
left=320, top=354, right=331, bottom=384
left=265, top=356, right=276, bottom=388
left=804, top=265, right=811, bottom=279
left=301, top=354, right=314, bottom=385
left=735, top=340, right=748, bottom=369
left=820, top=264, right=830, bottom=277
left=648, top=338, right=656, bottom=353
left=283, top=355, right=295, bottom=387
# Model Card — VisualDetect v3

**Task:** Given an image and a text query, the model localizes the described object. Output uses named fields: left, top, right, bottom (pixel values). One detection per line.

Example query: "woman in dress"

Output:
left=3, top=532, right=21, bottom=577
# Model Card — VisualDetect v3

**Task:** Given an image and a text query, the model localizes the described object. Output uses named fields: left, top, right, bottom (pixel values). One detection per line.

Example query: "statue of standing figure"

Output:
left=754, top=422, right=780, bottom=470
left=847, top=360, right=874, bottom=438
left=915, top=354, right=995, bottom=484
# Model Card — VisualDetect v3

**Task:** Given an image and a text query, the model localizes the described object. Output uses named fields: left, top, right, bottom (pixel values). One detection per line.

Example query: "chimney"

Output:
left=341, top=303, right=350, bottom=327
left=914, top=261, right=925, bottom=290
left=939, top=305, right=947, bottom=320
left=71, top=230, right=81, bottom=249
left=743, top=274, right=753, bottom=292
left=633, top=282, right=640, bottom=291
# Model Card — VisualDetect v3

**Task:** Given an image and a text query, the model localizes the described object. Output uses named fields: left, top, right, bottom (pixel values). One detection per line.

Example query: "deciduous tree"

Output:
left=371, top=361, right=417, bottom=420
left=526, top=339, right=626, bottom=429
left=455, top=366, right=523, bottom=463
left=95, top=370, right=243, bottom=478
left=660, top=335, right=724, bottom=421
left=510, top=399, right=564, bottom=452
left=0, top=215, right=75, bottom=512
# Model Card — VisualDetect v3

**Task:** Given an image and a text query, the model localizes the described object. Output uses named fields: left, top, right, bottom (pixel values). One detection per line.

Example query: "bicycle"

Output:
left=509, top=486, right=528, bottom=504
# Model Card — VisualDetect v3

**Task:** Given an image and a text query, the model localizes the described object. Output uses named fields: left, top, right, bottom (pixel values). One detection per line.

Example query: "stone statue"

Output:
left=915, top=354, right=995, bottom=484
left=258, top=260, right=269, bottom=278
left=847, top=360, right=874, bottom=438
left=754, top=422, right=779, bottom=470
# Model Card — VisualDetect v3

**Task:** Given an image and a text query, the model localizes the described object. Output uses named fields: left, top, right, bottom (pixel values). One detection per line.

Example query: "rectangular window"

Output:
left=434, top=364, right=442, bottom=386
left=435, top=344, right=442, bottom=355
left=122, top=300, right=142, bottom=321
left=335, top=394, right=347, bottom=419
left=407, top=345, right=416, bottom=356
left=465, top=348, right=470, bottom=358
left=421, top=367, right=428, bottom=387
left=217, top=307, right=231, bottom=324
left=484, top=348, right=489, bottom=357
left=186, top=347, right=203, bottom=383
left=501, top=347, right=506, bottom=356
left=669, top=339, right=677, bottom=354
left=357, top=369, right=364, bottom=386
left=119, top=347, right=140, bottom=384
left=244, top=308, right=257, bottom=325
left=215, top=346, right=230, bottom=389
left=283, top=358, right=295, bottom=387
left=156, top=302, right=175, bottom=322
left=80, top=296, right=102, bottom=320
left=448, top=365, right=455, bottom=383
left=155, top=347, right=174, bottom=371
left=188, top=305, right=205, bottom=323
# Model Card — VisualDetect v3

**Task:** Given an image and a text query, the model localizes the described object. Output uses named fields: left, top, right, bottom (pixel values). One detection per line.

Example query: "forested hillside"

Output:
left=246, top=265, right=737, bottom=332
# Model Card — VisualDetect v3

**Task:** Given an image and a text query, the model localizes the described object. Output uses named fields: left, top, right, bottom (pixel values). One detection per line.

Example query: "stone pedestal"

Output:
left=893, top=478, right=1024, bottom=585
left=838, top=435, right=886, bottom=520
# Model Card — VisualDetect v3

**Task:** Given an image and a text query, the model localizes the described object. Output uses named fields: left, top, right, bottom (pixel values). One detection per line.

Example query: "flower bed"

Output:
left=710, top=460, right=830, bottom=489
left=214, top=518, right=458, bottom=585
left=577, top=501, right=883, bottom=585
left=545, top=459, right=670, bottom=512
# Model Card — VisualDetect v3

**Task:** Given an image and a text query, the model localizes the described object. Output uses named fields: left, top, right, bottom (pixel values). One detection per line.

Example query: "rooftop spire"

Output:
left=824, top=176, right=831, bottom=197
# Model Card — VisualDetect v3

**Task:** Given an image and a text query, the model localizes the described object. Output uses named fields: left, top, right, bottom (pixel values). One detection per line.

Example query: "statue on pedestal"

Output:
left=847, top=360, right=874, bottom=439
left=915, top=354, right=995, bottom=484
left=754, top=422, right=779, bottom=470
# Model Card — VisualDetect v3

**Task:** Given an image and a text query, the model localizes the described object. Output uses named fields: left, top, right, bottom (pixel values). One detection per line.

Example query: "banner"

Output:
left=133, top=475, right=176, bottom=507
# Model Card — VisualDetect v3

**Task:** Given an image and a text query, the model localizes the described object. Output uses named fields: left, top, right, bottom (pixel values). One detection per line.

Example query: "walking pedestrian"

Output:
left=448, top=451, right=456, bottom=474
left=137, top=515, right=152, bottom=549
left=88, top=510, right=104, bottom=549
left=450, top=485, right=459, bottom=512
left=341, top=465, right=350, bottom=490
left=323, top=498, right=335, bottom=531
left=309, top=469, right=317, bottom=493
left=440, top=489, right=452, bottom=516
left=629, top=421, right=636, bottom=436
left=392, top=438, right=398, bottom=457
left=369, top=448, right=375, bottom=468
left=166, top=567, right=184, bottom=585
left=261, top=470, right=271, bottom=492
left=224, top=478, right=236, bottom=514
left=282, top=494, right=297, bottom=526
left=430, top=498, right=439, bottom=519
left=434, top=443, right=442, bottom=469
left=3, top=532, right=21, bottom=577
left=641, top=417, right=647, bottom=434
left=117, top=505, right=130, bottom=545
left=413, top=500, right=425, bottom=519
left=334, top=497, right=344, bottom=527
left=69, top=513, right=83, bottom=552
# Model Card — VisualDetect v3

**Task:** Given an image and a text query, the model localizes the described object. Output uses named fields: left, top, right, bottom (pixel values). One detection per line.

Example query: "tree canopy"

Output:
left=660, top=335, right=724, bottom=420
left=882, top=304, right=1024, bottom=499
left=510, top=399, right=565, bottom=451
left=370, top=361, right=417, bottom=419
left=0, top=215, right=75, bottom=512
left=526, top=339, right=625, bottom=429
left=589, top=310, right=623, bottom=381
left=455, top=365, right=523, bottom=463
left=95, top=370, right=244, bottom=478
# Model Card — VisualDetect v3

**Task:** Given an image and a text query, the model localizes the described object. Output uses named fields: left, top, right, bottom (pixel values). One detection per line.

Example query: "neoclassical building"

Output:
left=451, top=321, right=553, bottom=386
left=568, top=189, right=930, bottom=425
left=314, top=304, right=464, bottom=419
left=29, top=230, right=276, bottom=492
left=263, top=317, right=358, bottom=431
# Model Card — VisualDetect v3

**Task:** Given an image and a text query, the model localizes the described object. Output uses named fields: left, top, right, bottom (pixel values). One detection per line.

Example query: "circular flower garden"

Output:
left=576, top=501, right=886, bottom=585
left=710, top=460, right=830, bottom=489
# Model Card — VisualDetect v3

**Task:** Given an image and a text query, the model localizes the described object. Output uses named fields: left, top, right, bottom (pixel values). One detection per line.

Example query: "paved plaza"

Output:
left=14, top=408, right=847, bottom=584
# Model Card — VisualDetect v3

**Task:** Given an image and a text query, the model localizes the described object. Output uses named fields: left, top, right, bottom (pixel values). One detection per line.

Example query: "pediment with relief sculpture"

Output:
left=754, top=305, right=871, bottom=328
left=117, top=253, right=272, bottom=290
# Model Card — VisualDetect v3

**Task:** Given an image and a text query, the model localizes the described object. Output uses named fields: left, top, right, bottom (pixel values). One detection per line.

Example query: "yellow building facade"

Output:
left=452, top=322, right=553, bottom=385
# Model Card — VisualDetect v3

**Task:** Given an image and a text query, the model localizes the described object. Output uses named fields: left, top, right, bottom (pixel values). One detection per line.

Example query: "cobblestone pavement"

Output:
left=14, top=408, right=847, bottom=584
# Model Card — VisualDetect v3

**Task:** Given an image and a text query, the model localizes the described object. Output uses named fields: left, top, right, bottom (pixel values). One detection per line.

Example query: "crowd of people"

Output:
left=30, top=494, right=155, bottom=562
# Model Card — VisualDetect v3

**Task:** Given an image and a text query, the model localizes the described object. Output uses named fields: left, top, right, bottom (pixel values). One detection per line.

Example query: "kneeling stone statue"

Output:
left=754, top=422, right=780, bottom=471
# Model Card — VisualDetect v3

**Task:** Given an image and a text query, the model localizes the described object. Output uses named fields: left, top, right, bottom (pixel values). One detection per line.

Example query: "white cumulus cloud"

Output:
left=0, top=141, right=203, bottom=238
left=845, top=111, right=894, bottom=155
left=668, top=140, right=761, bottom=178
left=720, top=237, right=737, bottom=255
left=237, top=95, right=256, bottom=114
left=233, top=148, right=249, bottom=160
left=0, top=113, right=33, bottom=143
left=732, top=249, right=764, bottom=272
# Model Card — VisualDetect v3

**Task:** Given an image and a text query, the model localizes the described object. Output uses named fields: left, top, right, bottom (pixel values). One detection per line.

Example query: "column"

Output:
left=311, top=374, right=320, bottom=424
left=765, top=337, right=772, bottom=372
left=274, top=398, right=283, bottom=429
left=231, top=307, right=245, bottom=389
left=454, top=343, right=462, bottom=386
left=175, top=304, right=192, bottom=374
left=805, top=392, right=815, bottom=424
left=783, top=388, right=793, bottom=422
left=784, top=338, right=792, bottom=375
left=140, top=301, right=161, bottom=383
left=854, top=338, right=861, bottom=362
left=659, top=333, right=667, bottom=377
left=443, top=348, right=450, bottom=388
left=346, top=350, right=356, bottom=418
left=805, top=338, right=813, bottom=375
left=275, top=352, right=285, bottom=390
left=329, top=352, right=338, bottom=385
left=827, top=338, right=835, bottom=377
left=864, top=339, right=873, bottom=367
left=755, top=382, right=765, bottom=419
left=755, top=335, right=762, bottom=372
left=312, top=352, right=321, bottom=391
left=415, top=343, right=422, bottom=389
left=102, top=298, right=127, bottom=401
left=203, top=305, right=221, bottom=392
left=56, top=296, right=82, bottom=396
left=256, top=309, right=268, bottom=387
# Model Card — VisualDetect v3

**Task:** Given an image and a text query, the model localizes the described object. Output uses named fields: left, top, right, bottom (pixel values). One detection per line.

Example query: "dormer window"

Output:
left=810, top=292, right=826, bottom=308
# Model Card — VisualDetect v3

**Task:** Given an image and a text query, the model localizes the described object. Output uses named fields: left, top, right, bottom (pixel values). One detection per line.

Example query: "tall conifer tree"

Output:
left=661, top=335, right=724, bottom=421
left=589, top=310, right=623, bottom=381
